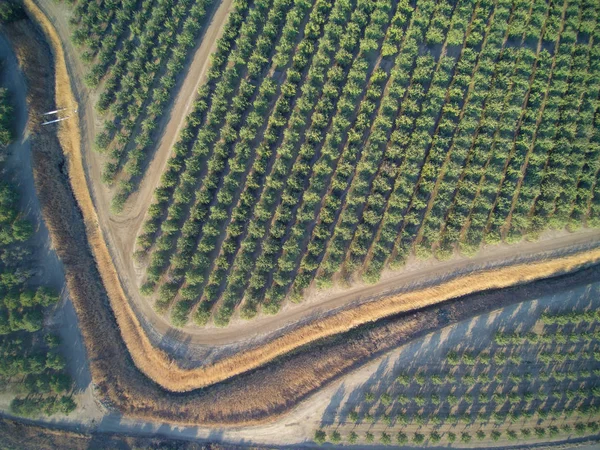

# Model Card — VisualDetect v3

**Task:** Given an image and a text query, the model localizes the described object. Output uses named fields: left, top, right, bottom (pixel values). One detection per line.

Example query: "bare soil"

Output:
left=7, top=0, right=600, bottom=435
left=34, top=0, right=600, bottom=358
left=2, top=272, right=599, bottom=449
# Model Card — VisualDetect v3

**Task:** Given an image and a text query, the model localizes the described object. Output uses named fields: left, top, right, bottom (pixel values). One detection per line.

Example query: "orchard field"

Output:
left=73, top=0, right=600, bottom=327
left=313, top=286, right=600, bottom=447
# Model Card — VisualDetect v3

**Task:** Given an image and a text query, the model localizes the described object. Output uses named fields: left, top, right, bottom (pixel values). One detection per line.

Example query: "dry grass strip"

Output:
left=15, top=2, right=600, bottom=428
left=0, top=416, right=257, bottom=449
left=23, top=0, right=600, bottom=394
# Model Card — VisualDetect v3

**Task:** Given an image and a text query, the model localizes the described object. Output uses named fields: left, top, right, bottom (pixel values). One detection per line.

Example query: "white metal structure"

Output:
left=42, top=108, right=67, bottom=116
left=41, top=116, right=71, bottom=126
left=41, top=105, right=77, bottom=126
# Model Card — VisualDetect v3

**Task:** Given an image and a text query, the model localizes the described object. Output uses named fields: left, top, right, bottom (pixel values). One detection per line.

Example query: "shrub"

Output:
left=447, top=432, right=456, bottom=443
left=365, top=431, right=374, bottom=443
left=412, top=433, right=424, bottom=444
left=314, top=430, right=326, bottom=444
left=491, top=430, right=501, bottom=441
left=396, top=432, right=407, bottom=444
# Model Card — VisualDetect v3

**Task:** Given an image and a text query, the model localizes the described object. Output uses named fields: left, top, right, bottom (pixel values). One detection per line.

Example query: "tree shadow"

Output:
left=320, top=384, right=346, bottom=427
left=328, top=279, right=600, bottom=430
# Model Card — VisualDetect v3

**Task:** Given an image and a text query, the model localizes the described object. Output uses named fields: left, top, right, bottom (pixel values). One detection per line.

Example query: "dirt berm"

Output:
left=9, top=0, right=600, bottom=427
left=23, top=0, right=600, bottom=392
left=0, top=415, right=266, bottom=450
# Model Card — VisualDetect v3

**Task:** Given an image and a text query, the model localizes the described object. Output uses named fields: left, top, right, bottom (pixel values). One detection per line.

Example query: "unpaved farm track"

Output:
left=34, top=0, right=600, bottom=351
left=4, top=1, right=600, bottom=440
left=23, top=0, right=600, bottom=393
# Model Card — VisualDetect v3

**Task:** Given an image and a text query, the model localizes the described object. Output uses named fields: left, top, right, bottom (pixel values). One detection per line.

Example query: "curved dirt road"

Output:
left=3, top=278, right=600, bottom=448
left=34, top=0, right=600, bottom=354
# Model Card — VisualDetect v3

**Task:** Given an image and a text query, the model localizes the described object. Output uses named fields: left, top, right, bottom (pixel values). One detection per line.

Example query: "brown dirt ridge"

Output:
left=34, top=0, right=600, bottom=351
left=20, top=0, right=600, bottom=394
left=9, top=0, right=600, bottom=431
left=6, top=13, right=600, bottom=426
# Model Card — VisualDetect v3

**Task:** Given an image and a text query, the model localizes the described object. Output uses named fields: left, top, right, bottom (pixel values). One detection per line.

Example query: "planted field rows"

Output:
left=74, top=0, right=600, bottom=328
left=70, top=0, right=219, bottom=209
left=314, top=305, right=600, bottom=446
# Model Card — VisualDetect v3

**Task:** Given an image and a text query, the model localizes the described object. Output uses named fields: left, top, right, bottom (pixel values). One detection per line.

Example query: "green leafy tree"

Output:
left=330, top=430, right=341, bottom=443
left=314, top=430, right=326, bottom=445
left=380, top=432, right=391, bottom=445
left=413, top=433, right=424, bottom=444
left=381, top=392, right=392, bottom=406
left=396, top=431, right=407, bottom=444
left=348, top=431, right=358, bottom=444
left=396, top=373, right=410, bottom=386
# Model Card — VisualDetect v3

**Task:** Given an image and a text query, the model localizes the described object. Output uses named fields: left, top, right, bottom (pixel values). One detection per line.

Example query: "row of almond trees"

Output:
left=314, top=308, right=600, bottom=445
left=135, top=0, right=600, bottom=327
left=138, top=0, right=443, bottom=325
left=70, top=0, right=217, bottom=211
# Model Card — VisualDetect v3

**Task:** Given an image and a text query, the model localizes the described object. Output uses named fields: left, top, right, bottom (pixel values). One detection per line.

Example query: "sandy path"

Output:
left=2, top=278, right=598, bottom=449
left=34, top=0, right=600, bottom=354
left=32, top=0, right=235, bottom=298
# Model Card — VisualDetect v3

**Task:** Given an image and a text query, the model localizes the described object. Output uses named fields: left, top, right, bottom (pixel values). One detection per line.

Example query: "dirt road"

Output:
left=3, top=278, right=599, bottom=449
left=34, top=0, right=600, bottom=357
